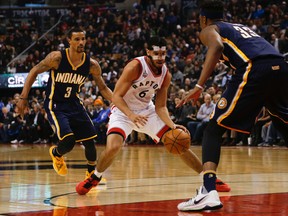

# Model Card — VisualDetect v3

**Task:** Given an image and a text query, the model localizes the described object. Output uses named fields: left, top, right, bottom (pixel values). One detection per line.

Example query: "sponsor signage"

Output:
left=0, top=72, right=49, bottom=88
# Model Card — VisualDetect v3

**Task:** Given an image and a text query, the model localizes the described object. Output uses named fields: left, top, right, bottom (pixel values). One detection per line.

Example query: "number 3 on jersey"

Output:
left=65, top=87, right=72, bottom=98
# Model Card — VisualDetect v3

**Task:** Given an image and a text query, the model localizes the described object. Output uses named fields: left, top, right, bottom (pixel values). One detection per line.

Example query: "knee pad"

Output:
left=82, top=139, right=97, bottom=162
left=57, top=135, right=76, bottom=155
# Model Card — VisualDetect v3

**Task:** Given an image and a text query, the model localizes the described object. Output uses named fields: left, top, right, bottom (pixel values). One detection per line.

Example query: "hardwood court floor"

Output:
left=0, top=143, right=288, bottom=216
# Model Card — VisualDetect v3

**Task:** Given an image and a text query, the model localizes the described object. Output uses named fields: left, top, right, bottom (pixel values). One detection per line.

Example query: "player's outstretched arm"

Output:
left=17, top=51, right=61, bottom=118
left=177, top=25, right=223, bottom=108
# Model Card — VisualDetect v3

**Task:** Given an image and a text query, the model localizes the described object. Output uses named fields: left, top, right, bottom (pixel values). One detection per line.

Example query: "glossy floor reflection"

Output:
left=1, top=144, right=288, bottom=216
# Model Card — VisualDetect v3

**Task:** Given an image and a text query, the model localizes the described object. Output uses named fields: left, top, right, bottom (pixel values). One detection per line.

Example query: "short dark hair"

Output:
left=200, top=0, right=224, bottom=19
left=67, top=27, right=85, bottom=39
left=147, top=36, right=167, bottom=50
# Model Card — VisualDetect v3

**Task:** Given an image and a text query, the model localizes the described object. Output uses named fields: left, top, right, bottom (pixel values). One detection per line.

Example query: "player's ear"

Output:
left=146, top=48, right=150, bottom=56
left=66, top=37, right=71, bottom=44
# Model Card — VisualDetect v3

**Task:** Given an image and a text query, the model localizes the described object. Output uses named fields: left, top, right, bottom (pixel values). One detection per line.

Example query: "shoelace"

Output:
left=55, top=156, right=64, bottom=165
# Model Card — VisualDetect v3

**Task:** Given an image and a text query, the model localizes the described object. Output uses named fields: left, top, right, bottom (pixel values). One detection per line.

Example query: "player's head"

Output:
left=146, top=36, right=167, bottom=68
left=67, top=27, right=86, bottom=53
left=199, top=0, right=224, bottom=29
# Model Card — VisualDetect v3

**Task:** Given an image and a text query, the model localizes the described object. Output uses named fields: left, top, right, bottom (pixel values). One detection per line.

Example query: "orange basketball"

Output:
left=162, top=128, right=191, bottom=155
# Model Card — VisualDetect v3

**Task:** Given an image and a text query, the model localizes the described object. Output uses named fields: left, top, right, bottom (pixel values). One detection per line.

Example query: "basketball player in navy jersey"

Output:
left=17, top=27, right=112, bottom=186
left=177, top=0, right=288, bottom=211
left=75, top=36, right=230, bottom=195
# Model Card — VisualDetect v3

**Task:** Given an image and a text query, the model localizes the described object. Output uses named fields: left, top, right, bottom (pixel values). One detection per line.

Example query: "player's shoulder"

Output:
left=89, top=57, right=100, bottom=68
left=125, top=58, right=142, bottom=70
left=47, top=51, right=62, bottom=59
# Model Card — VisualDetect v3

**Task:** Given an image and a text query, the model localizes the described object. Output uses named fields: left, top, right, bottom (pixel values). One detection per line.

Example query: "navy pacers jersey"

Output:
left=44, top=49, right=97, bottom=141
left=45, top=48, right=89, bottom=102
left=215, top=21, right=283, bottom=69
left=211, top=22, right=288, bottom=134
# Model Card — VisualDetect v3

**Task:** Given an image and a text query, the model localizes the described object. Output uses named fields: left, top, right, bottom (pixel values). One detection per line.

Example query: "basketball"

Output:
left=162, top=128, right=191, bottom=155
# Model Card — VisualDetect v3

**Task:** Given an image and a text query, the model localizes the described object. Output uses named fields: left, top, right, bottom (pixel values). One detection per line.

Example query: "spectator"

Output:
left=92, top=99, right=110, bottom=144
left=187, top=93, right=215, bottom=145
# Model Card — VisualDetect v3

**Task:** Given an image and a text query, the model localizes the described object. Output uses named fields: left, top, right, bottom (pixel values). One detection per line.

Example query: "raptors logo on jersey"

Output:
left=123, top=56, right=168, bottom=110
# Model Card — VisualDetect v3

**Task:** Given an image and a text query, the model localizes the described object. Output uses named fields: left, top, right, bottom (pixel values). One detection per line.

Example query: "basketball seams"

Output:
left=163, top=128, right=190, bottom=155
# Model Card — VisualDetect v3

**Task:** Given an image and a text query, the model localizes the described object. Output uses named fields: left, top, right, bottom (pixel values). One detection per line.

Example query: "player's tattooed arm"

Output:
left=20, top=51, right=61, bottom=99
left=90, top=58, right=112, bottom=101
left=18, top=51, right=61, bottom=118
left=33, top=51, right=61, bottom=74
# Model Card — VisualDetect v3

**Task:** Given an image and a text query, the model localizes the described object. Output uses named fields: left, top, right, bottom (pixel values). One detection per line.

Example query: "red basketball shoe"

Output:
left=76, top=174, right=101, bottom=195
left=216, top=178, right=231, bottom=192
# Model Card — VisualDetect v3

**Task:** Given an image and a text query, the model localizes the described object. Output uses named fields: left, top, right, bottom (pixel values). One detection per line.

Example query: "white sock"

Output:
left=94, top=170, right=102, bottom=178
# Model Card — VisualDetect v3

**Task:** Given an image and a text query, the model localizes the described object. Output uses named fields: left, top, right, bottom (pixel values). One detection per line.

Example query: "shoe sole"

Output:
left=49, top=146, right=67, bottom=176
left=179, top=203, right=223, bottom=211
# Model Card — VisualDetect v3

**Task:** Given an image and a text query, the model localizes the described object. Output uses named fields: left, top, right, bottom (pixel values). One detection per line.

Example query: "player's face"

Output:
left=147, top=46, right=167, bottom=68
left=69, top=32, right=86, bottom=53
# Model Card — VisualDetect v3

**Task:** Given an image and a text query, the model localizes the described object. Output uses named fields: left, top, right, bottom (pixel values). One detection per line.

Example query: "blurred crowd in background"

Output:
left=1, top=0, right=288, bottom=147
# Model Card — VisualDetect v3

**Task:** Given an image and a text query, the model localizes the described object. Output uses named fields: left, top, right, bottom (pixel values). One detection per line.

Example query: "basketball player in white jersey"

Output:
left=76, top=36, right=230, bottom=195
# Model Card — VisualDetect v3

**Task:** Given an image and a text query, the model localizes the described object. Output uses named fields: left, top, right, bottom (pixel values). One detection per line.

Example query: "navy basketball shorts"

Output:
left=211, top=57, right=288, bottom=134
left=44, top=100, right=97, bottom=142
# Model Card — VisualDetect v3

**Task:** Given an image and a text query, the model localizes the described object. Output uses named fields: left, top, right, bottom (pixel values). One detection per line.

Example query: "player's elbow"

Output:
left=155, top=106, right=166, bottom=115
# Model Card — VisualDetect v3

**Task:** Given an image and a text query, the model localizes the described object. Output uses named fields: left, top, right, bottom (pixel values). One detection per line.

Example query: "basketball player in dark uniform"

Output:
left=177, top=0, right=288, bottom=211
left=17, top=27, right=112, bottom=187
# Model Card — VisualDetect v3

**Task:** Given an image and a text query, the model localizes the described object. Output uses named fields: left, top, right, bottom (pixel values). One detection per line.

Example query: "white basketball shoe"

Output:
left=177, top=186, right=223, bottom=211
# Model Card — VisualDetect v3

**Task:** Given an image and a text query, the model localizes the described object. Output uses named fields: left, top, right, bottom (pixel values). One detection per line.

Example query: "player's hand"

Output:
left=174, top=124, right=190, bottom=135
left=128, top=113, right=148, bottom=128
left=16, top=99, right=29, bottom=119
left=176, top=87, right=202, bottom=108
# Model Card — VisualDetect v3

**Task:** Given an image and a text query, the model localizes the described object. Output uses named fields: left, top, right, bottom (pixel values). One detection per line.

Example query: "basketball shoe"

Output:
left=85, top=170, right=107, bottom=185
left=177, top=186, right=223, bottom=211
left=216, top=178, right=231, bottom=192
left=76, top=174, right=101, bottom=195
left=49, top=145, right=67, bottom=176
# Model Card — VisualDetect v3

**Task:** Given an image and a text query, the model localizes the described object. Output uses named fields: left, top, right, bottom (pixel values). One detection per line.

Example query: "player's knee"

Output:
left=106, top=134, right=123, bottom=156
left=57, top=135, right=76, bottom=155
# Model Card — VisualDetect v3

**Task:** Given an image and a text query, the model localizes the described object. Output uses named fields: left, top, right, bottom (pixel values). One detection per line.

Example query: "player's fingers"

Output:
left=138, top=118, right=147, bottom=126
left=175, top=125, right=189, bottom=134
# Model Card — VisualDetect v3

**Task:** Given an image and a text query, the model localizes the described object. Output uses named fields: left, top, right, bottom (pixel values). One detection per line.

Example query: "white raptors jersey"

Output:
left=123, top=56, right=168, bottom=110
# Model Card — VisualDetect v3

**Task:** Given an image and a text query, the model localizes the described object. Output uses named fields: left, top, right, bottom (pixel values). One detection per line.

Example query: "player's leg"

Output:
left=49, top=135, right=75, bottom=176
left=178, top=65, right=263, bottom=211
left=179, top=149, right=202, bottom=173
left=46, top=110, right=75, bottom=176
left=177, top=120, right=226, bottom=212
left=81, top=139, right=97, bottom=176
left=80, top=138, right=107, bottom=185
left=79, top=129, right=128, bottom=195
left=146, top=110, right=230, bottom=192
left=76, top=108, right=133, bottom=195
